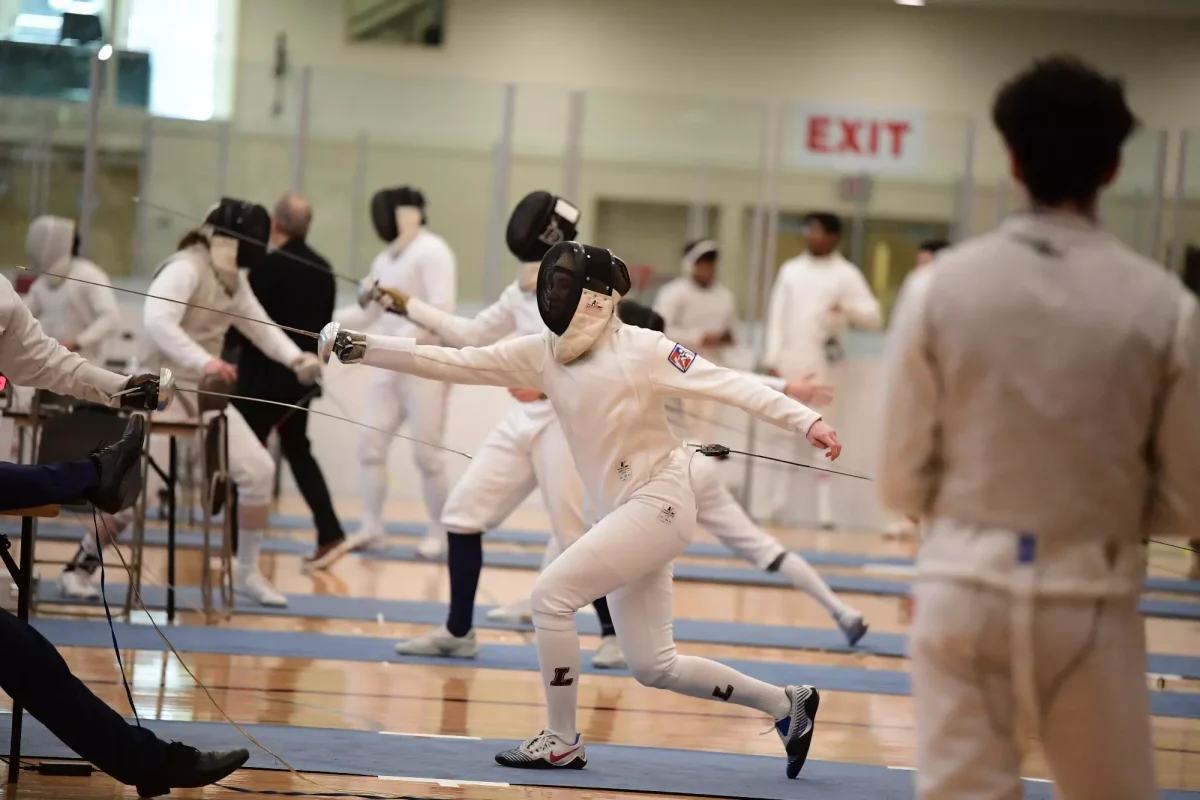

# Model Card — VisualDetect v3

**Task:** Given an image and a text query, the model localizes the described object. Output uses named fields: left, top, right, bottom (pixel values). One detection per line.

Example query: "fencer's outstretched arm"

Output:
left=1145, top=293, right=1200, bottom=538
left=72, top=269, right=122, bottom=352
left=143, top=259, right=220, bottom=374
left=875, top=270, right=939, bottom=518
left=840, top=267, right=883, bottom=331
left=227, top=273, right=305, bottom=367
left=406, top=292, right=516, bottom=349
left=357, top=332, right=544, bottom=390
left=0, top=276, right=127, bottom=404
left=646, top=335, right=821, bottom=435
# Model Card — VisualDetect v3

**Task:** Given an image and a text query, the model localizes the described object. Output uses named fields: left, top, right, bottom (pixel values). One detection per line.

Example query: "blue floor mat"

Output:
left=27, top=522, right=1200, bottom=617
left=11, top=717, right=1179, bottom=800
left=32, top=617, right=1200, bottom=720
left=37, top=582, right=1200, bottom=681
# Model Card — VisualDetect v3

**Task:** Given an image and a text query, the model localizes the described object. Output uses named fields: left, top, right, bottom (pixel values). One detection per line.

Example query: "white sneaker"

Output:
left=835, top=611, right=869, bottom=647
left=591, top=635, right=626, bottom=669
left=775, top=685, right=820, bottom=779
left=494, top=730, right=586, bottom=770
left=414, top=530, right=446, bottom=560
left=485, top=597, right=533, bottom=624
left=302, top=535, right=363, bottom=572
left=232, top=564, right=288, bottom=607
left=60, top=570, right=100, bottom=601
left=350, top=525, right=391, bottom=553
left=394, top=625, right=478, bottom=658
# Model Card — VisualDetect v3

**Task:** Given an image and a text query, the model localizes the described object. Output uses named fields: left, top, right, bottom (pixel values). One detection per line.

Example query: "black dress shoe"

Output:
left=136, top=742, right=250, bottom=797
left=83, top=415, right=145, bottom=515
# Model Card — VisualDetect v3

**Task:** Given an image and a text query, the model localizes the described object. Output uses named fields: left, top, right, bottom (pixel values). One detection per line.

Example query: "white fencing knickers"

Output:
left=440, top=402, right=583, bottom=548
left=357, top=368, right=450, bottom=538
left=910, top=577, right=1157, bottom=800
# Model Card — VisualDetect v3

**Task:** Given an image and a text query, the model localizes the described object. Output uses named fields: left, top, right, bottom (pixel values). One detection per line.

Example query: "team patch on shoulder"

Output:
left=668, top=343, right=696, bottom=373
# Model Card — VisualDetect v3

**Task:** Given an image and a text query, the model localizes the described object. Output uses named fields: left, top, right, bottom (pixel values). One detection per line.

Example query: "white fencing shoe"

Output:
left=494, top=730, right=586, bottom=770
left=394, top=625, right=478, bottom=658
left=60, top=570, right=100, bottom=601
left=836, top=611, right=869, bottom=647
left=232, top=564, right=288, bottom=607
left=591, top=635, right=627, bottom=669
left=414, top=531, right=446, bottom=560
left=776, top=684, right=820, bottom=779
left=485, top=597, right=533, bottom=624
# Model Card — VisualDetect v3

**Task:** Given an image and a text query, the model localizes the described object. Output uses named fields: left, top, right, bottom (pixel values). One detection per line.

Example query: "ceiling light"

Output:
left=97, top=43, right=113, bottom=61
left=895, top=0, right=926, bottom=6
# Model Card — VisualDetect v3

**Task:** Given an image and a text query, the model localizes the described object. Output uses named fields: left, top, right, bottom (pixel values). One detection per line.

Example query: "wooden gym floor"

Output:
left=5, top=498, right=1199, bottom=799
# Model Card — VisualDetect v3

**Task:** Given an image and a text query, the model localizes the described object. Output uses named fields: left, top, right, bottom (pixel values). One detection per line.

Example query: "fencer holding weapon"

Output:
left=878, top=57, right=1187, bottom=800
left=59, top=198, right=323, bottom=608
left=22, top=215, right=121, bottom=365
left=763, top=212, right=881, bottom=529
left=335, top=186, right=456, bottom=560
left=321, top=241, right=839, bottom=777
left=362, top=190, right=625, bottom=670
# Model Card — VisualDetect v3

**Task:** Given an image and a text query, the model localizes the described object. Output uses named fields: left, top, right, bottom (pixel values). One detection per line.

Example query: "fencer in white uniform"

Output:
left=321, top=241, right=840, bottom=777
left=60, top=199, right=322, bottom=606
left=763, top=213, right=881, bottom=528
left=617, top=300, right=867, bottom=645
left=23, top=215, right=121, bottom=365
left=653, top=239, right=738, bottom=445
left=372, top=192, right=625, bottom=669
left=878, top=57, right=1190, bottom=800
left=335, top=186, right=456, bottom=559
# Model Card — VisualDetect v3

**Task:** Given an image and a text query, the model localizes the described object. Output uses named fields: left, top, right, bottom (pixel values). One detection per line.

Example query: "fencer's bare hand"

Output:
left=62, top=338, right=79, bottom=352
left=508, top=387, right=544, bottom=403
left=785, top=373, right=834, bottom=406
left=204, top=358, right=238, bottom=383
left=806, top=420, right=841, bottom=461
left=766, top=368, right=780, bottom=378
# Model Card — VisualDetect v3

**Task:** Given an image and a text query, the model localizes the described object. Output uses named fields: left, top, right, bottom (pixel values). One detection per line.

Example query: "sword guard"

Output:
left=120, top=367, right=175, bottom=412
left=697, top=444, right=731, bottom=458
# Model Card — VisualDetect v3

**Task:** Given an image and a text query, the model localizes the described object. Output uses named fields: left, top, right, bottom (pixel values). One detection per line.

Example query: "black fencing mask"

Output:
left=508, top=191, right=581, bottom=291
left=205, top=198, right=271, bottom=270
left=537, top=241, right=631, bottom=363
left=370, top=186, right=426, bottom=246
left=616, top=299, right=665, bottom=333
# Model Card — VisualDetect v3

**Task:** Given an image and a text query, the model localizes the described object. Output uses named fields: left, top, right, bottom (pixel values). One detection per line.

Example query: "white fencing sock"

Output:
left=774, top=552, right=857, bottom=621
left=237, top=528, right=265, bottom=572
left=667, top=655, right=791, bottom=720
left=360, top=462, right=388, bottom=535
left=533, top=624, right=581, bottom=740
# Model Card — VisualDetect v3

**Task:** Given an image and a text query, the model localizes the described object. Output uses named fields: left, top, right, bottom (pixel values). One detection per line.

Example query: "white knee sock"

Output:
left=669, top=655, right=791, bottom=720
left=418, top=466, right=449, bottom=541
left=237, top=528, right=265, bottom=572
left=361, top=463, right=388, bottom=534
left=533, top=625, right=581, bottom=740
left=777, top=553, right=856, bottom=621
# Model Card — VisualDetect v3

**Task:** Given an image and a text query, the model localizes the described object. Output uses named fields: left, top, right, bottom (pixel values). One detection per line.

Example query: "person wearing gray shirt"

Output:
left=878, top=57, right=1199, bottom=800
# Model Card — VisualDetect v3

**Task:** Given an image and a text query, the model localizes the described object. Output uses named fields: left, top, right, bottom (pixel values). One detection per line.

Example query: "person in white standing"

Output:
left=320, top=240, right=840, bottom=778
left=372, top=191, right=625, bottom=669
left=23, top=215, right=121, bottom=365
left=877, top=57, right=1190, bottom=800
left=59, top=199, right=322, bottom=607
left=653, top=239, right=738, bottom=446
left=336, top=186, right=456, bottom=559
left=764, top=213, right=881, bottom=529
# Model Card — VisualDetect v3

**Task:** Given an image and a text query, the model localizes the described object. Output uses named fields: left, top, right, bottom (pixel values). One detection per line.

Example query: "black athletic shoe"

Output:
left=136, top=742, right=250, bottom=797
left=84, top=415, right=145, bottom=514
left=776, top=685, right=820, bottom=778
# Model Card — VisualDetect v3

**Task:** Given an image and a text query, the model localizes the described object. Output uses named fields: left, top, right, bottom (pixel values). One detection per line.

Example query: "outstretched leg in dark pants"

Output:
left=0, top=460, right=97, bottom=512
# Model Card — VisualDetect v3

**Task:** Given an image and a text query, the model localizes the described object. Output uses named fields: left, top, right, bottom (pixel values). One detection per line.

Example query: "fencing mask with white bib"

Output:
left=25, top=215, right=77, bottom=288
left=506, top=191, right=581, bottom=292
left=537, top=241, right=631, bottom=364
left=370, top=186, right=426, bottom=253
left=202, top=198, right=270, bottom=294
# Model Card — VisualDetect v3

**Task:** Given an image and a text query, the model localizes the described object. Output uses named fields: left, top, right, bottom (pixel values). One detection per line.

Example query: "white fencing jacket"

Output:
left=877, top=212, right=1200, bottom=598
left=764, top=252, right=881, bottom=378
left=0, top=276, right=127, bottom=405
left=336, top=229, right=456, bottom=342
left=359, top=319, right=821, bottom=518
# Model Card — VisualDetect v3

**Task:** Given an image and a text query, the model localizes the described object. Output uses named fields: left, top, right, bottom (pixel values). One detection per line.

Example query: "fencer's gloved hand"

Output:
left=291, top=352, right=322, bottom=386
left=119, top=368, right=174, bottom=412
left=356, top=279, right=409, bottom=315
left=317, top=322, right=368, bottom=365
left=356, top=278, right=379, bottom=309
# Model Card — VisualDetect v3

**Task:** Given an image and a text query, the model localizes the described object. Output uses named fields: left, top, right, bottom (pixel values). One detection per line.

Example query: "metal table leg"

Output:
left=167, top=435, right=177, bottom=622
left=8, top=515, right=35, bottom=784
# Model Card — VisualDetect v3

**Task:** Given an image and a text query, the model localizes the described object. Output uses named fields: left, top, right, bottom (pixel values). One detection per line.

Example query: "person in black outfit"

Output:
left=227, top=192, right=348, bottom=569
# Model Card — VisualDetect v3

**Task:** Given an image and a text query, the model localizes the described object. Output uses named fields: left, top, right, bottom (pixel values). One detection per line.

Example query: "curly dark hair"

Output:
left=992, top=56, right=1137, bottom=208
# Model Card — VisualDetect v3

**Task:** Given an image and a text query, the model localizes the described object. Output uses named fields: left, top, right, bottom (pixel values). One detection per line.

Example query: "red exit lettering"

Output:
left=806, top=115, right=912, bottom=158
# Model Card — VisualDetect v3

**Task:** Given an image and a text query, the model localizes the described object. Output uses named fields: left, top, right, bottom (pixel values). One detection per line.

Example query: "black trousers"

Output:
left=233, top=398, right=344, bottom=547
left=0, top=607, right=169, bottom=786
left=0, top=459, right=96, bottom=512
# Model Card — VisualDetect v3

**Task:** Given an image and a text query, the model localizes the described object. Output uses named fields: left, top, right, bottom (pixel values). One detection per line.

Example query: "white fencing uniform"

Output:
left=763, top=251, right=881, bottom=526
left=356, top=318, right=824, bottom=768
left=336, top=228, right=456, bottom=542
left=877, top=212, right=1200, bottom=799
left=406, top=284, right=582, bottom=543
